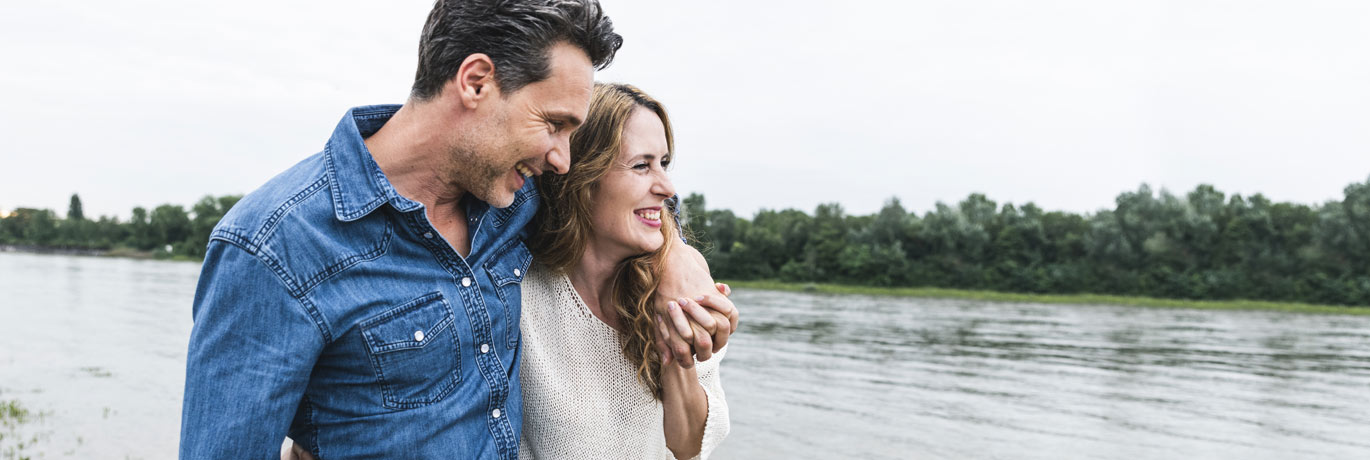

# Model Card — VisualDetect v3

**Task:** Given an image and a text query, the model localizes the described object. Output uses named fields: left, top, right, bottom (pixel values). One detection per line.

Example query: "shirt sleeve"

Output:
left=666, top=194, right=688, bottom=244
left=179, top=239, right=326, bottom=459
left=691, top=345, right=730, bottom=460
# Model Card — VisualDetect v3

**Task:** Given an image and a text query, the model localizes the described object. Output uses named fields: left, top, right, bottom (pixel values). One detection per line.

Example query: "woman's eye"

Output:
left=632, top=163, right=650, bottom=170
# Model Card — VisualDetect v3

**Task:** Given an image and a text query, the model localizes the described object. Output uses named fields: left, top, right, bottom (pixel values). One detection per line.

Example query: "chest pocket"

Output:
left=360, top=292, right=461, bottom=409
left=485, top=240, right=532, bottom=350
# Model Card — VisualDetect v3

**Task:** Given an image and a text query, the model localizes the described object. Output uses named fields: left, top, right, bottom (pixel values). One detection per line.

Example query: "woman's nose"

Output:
left=653, top=171, right=676, bottom=198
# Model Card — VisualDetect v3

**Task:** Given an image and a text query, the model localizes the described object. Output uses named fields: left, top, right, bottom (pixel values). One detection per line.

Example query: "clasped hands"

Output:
left=652, top=241, right=739, bottom=367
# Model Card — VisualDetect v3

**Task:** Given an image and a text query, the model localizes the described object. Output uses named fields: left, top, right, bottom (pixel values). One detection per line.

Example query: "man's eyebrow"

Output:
left=549, top=110, right=583, bottom=128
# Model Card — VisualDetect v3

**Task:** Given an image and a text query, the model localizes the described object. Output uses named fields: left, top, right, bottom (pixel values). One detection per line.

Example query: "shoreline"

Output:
left=0, top=244, right=198, bottom=262
left=5, top=247, right=1363, bottom=315
left=722, top=280, right=1370, bottom=316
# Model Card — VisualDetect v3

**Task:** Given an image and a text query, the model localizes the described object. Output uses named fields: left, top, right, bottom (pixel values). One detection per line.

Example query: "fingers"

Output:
left=707, top=310, right=730, bottom=351
left=690, top=322, right=713, bottom=362
left=290, top=442, right=316, bottom=460
left=716, top=282, right=732, bottom=297
left=667, top=301, right=695, bottom=342
left=666, top=301, right=696, bottom=368
left=695, top=293, right=740, bottom=337
left=678, top=297, right=718, bottom=334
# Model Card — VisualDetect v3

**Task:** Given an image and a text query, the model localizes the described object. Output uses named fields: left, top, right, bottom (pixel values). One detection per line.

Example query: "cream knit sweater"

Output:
left=517, top=264, right=730, bottom=460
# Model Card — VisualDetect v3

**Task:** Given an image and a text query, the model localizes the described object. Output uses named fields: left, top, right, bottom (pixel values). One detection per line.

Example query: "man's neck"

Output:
left=366, top=103, right=467, bottom=209
left=366, top=102, right=472, bottom=255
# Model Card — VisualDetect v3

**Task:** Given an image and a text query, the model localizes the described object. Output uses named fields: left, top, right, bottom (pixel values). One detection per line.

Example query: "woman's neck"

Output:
left=567, top=242, right=628, bottom=331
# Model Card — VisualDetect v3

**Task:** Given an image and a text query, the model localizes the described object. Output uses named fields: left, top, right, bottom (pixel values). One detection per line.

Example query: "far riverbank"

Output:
left=722, top=280, right=1370, bottom=316
left=3, top=249, right=1362, bottom=315
left=0, top=244, right=197, bottom=262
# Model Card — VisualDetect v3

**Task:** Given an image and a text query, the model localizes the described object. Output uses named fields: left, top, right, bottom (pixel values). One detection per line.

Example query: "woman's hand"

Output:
left=656, top=282, right=738, bottom=365
left=282, top=438, right=315, bottom=460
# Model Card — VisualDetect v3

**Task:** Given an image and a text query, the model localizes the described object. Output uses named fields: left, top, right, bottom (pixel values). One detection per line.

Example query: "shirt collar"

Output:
left=324, top=105, right=424, bottom=222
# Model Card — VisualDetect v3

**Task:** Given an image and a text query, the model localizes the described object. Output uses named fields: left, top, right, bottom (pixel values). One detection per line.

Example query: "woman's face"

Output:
left=588, top=106, right=676, bottom=260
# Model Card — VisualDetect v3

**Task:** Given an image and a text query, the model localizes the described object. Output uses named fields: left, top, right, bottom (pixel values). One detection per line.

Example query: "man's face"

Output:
left=452, top=42, right=594, bottom=208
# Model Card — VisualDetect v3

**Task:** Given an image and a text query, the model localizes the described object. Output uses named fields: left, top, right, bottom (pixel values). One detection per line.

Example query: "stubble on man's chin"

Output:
left=445, top=144, right=516, bottom=209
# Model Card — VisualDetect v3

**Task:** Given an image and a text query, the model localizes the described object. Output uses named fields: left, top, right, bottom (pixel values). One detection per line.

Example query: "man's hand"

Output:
left=655, top=242, right=740, bottom=367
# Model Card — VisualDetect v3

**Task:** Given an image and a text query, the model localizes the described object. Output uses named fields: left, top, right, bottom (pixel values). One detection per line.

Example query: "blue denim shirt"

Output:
left=181, top=105, right=535, bottom=459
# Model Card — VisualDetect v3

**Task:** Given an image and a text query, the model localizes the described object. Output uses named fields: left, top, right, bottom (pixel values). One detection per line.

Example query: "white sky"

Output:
left=2, top=0, right=1369, bottom=219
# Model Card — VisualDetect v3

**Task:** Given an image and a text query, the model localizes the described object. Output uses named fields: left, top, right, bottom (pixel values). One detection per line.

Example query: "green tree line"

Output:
left=6, top=177, right=1370, bottom=307
left=0, top=194, right=242, bottom=259
left=683, top=177, right=1370, bottom=307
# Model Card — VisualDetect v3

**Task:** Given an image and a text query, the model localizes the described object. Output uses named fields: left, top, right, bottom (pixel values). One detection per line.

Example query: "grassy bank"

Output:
left=721, top=280, right=1370, bottom=316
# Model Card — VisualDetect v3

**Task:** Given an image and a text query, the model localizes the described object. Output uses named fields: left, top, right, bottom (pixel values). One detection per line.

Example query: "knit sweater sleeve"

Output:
left=691, top=345, right=730, bottom=460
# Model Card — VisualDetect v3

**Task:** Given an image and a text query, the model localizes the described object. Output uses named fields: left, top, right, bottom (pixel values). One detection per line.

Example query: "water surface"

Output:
left=2, top=252, right=1368, bottom=459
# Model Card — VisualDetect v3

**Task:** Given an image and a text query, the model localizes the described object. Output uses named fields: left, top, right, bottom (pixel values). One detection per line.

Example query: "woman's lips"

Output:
left=635, top=207, right=662, bottom=228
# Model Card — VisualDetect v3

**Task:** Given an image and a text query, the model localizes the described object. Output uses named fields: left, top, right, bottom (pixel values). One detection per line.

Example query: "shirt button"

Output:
left=423, top=232, right=434, bottom=239
left=513, top=268, right=521, bottom=277
left=413, top=330, right=425, bottom=342
left=492, top=408, right=501, bottom=419
left=480, top=343, right=490, bottom=354
left=461, top=277, right=472, bottom=287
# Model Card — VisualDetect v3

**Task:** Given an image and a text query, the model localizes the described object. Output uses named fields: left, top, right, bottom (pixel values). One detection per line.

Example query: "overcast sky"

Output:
left=3, top=0, right=1369, bottom=219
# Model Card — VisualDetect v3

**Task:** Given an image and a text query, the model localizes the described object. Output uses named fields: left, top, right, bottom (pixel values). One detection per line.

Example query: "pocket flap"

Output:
left=360, top=292, right=452, bottom=354
left=485, top=241, right=532, bottom=286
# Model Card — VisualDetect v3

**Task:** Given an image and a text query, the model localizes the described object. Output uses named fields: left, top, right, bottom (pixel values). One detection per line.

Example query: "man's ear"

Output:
left=447, top=53, right=497, bottom=110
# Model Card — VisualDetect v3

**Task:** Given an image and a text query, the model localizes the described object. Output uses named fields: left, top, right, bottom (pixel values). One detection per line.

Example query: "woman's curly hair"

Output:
left=527, top=82, right=677, bottom=400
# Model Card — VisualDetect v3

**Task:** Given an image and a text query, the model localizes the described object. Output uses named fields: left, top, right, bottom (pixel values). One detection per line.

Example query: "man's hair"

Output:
left=411, top=0, right=623, bottom=100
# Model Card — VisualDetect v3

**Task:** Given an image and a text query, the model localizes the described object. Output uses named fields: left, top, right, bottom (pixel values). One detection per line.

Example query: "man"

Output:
left=179, top=1, right=736, bottom=458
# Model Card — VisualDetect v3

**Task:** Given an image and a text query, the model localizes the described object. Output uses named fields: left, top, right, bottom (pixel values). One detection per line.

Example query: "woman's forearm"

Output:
left=660, top=360, right=709, bottom=459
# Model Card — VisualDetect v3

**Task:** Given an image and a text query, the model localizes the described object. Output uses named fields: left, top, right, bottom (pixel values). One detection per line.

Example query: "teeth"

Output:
left=637, top=210, right=661, bottom=221
left=514, top=163, right=533, bottom=178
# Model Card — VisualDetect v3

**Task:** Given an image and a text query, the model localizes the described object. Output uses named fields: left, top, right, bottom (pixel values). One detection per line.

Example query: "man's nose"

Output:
left=546, top=140, right=571, bottom=175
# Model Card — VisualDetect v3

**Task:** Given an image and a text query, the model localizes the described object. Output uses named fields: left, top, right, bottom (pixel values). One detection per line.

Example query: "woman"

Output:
left=518, top=82, right=730, bottom=459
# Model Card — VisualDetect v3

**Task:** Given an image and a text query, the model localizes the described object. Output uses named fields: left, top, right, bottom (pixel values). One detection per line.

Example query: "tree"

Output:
left=67, top=193, right=85, bottom=221
left=149, top=204, right=191, bottom=251
left=182, top=195, right=242, bottom=257
left=127, top=206, right=154, bottom=250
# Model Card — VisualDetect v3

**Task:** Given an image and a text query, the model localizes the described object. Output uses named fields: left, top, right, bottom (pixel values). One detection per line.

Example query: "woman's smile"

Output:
left=635, top=207, right=663, bottom=228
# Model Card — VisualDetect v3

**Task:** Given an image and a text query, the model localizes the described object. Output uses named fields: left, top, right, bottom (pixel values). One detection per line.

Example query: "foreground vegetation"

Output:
left=1, top=399, right=44, bottom=460
left=723, top=280, right=1370, bottom=316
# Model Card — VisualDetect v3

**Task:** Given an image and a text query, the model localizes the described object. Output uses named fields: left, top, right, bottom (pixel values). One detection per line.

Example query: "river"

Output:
left=1, top=252, right=1368, bottom=459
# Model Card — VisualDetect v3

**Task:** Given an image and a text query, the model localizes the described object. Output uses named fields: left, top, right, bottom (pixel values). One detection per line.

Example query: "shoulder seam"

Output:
left=204, top=238, right=336, bottom=343
left=250, top=176, right=332, bottom=248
